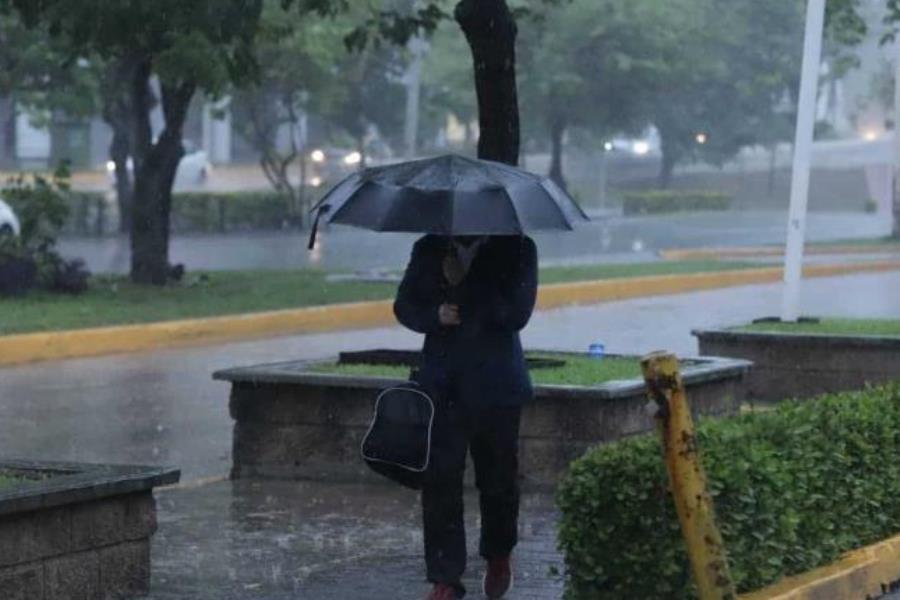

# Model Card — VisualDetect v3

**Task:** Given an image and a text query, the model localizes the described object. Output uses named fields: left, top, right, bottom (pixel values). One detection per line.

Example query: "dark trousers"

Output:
left=421, top=393, right=521, bottom=596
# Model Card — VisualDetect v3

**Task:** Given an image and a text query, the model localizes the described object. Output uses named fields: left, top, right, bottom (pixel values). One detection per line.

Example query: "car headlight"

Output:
left=310, top=176, right=323, bottom=187
left=343, top=151, right=362, bottom=166
left=311, top=149, right=325, bottom=163
left=632, top=141, right=650, bottom=155
left=106, top=160, right=116, bottom=173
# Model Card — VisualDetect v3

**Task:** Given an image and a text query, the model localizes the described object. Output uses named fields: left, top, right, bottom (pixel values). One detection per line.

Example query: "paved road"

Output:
left=3, top=272, right=899, bottom=600
left=59, top=210, right=891, bottom=274
left=2, top=271, right=898, bottom=482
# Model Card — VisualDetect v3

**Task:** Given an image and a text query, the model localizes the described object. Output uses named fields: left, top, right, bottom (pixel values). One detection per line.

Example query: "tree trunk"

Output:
left=548, top=118, right=567, bottom=189
left=109, top=126, right=132, bottom=233
left=356, top=135, right=367, bottom=169
left=101, top=58, right=140, bottom=234
left=0, top=96, right=15, bottom=169
left=766, top=145, right=777, bottom=199
left=658, top=153, right=676, bottom=189
left=128, top=59, right=195, bottom=285
left=455, top=0, right=519, bottom=166
left=894, top=190, right=900, bottom=238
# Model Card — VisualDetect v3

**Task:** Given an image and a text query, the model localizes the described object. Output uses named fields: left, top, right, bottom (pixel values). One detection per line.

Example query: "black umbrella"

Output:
left=308, top=154, right=589, bottom=248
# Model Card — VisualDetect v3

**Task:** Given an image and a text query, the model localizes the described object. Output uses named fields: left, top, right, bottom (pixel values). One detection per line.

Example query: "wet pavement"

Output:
left=2, top=271, right=899, bottom=599
left=59, top=211, right=890, bottom=274
left=148, top=479, right=562, bottom=600
left=2, top=270, right=898, bottom=483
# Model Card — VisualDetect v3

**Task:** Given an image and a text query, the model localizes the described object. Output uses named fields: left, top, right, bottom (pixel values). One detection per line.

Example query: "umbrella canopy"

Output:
left=308, top=154, right=589, bottom=248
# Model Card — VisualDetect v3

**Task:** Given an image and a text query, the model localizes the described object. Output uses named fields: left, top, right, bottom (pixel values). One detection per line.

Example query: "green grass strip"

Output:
left=0, top=260, right=756, bottom=336
left=0, top=475, right=23, bottom=490
left=308, top=352, right=643, bottom=387
left=737, top=318, right=900, bottom=337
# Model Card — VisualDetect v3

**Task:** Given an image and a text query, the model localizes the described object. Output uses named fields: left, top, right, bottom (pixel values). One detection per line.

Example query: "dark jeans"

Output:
left=421, top=393, right=521, bottom=596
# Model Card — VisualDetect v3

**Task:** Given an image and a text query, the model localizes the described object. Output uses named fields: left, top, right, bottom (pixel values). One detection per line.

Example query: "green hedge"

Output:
left=557, top=384, right=900, bottom=599
left=61, top=190, right=297, bottom=234
left=622, top=190, right=731, bottom=215
left=171, top=191, right=290, bottom=232
left=63, top=191, right=107, bottom=235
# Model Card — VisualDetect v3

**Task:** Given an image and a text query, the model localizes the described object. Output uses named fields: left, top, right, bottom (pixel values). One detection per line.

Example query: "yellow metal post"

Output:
left=641, top=351, right=736, bottom=600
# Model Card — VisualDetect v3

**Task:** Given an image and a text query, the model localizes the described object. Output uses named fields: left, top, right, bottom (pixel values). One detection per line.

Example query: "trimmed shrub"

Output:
left=171, top=191, right=290, bottom=232
left=557, top=384, right=900, bottom=599
left=622, top=190, right=731, bottom=215
left=0, top=246, right=37, bottom=296
left=63, top=191, right=107, bottom=235
left=1, top=167, right=91, bottom=296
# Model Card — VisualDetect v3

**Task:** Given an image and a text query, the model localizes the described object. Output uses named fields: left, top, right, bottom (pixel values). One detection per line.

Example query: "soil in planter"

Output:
left=310, top=352, right=643, bottom=387
left=736, top=318, right=900, bottom=337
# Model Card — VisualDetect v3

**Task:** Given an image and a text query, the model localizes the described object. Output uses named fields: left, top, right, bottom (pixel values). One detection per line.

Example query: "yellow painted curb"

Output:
left=1, top=259, right=899, bottom=367
left=0, top=300, right=394, bottom=367
left=740, top=533, right=900, bottom=600
left=662, top=243, right=900, bottom=261
left=536, top=260, right=900, bottom=309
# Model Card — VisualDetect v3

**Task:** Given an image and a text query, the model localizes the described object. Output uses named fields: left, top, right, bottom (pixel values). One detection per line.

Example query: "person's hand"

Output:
left=438, top=303, right=461, bottom=326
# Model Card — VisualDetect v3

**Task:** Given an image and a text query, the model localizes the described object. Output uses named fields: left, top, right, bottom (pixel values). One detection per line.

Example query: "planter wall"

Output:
left=0, top=460, right=179, bottom=600
left=215, top=351, right=750, bottom=487
left=694, top=329, right=900, bottom=402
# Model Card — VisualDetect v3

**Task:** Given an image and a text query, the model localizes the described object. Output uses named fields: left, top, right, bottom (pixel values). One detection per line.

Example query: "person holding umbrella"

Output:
left=394, top=231, right=536, bottom=599
left=309, top=155, right=587, bottom=599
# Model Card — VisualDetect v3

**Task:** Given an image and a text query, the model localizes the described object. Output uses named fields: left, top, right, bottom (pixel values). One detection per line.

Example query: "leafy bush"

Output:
left=38, top=253, right=90, bottom=294
left=171, top=191, right=290, bottom=232
left=0, top=245, right=37, bottom=296
left=2, top=167, right=71, bottom=249
left=557, top=384, right=900, bottom=599
left=622, top=190, right=731, bottom=215
left=0, top=165, right=91, bottom=296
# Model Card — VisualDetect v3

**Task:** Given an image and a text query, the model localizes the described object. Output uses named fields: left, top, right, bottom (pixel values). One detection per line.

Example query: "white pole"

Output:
left=893, top=39, right=900, bottom=235
left=781, top=0, right=825, bottom=322
left=404, top=36, right=427, bottom=159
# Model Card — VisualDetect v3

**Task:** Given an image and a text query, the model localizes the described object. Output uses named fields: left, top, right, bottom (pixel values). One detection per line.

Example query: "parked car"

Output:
left=106, top=139, right=211, bottom=190
left=0, top=198, right=20, bottom=237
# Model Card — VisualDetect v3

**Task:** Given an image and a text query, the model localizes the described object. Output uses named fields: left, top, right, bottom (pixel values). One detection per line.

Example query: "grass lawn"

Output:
left=309, top=352, right=644, bottom=387
left=737, top=318, right=900, bottom=337
left=0, top=260, right=755, bottom=336
left=808, top=235, right=900, bottom=247
left=0, top=475, right=23, bottom=490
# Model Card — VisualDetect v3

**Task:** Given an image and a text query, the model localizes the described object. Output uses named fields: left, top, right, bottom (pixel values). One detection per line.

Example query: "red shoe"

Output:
left=425, top=583, right=458, bottom=600
left=483, top=555, right=513, bottom=598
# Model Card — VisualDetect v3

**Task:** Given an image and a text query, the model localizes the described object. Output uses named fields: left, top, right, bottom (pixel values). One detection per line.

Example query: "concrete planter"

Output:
left=0, top=460, right=179, bottom=600
left=215, top=351, right=750, bottom=487
left=694, top=327, right=900, bottom=402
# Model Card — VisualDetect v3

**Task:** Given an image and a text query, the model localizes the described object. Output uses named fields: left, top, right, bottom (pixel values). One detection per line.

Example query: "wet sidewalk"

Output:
left=147, top=479, right=563, bottom=600
left=2, top=270, right=899, bottom=482
left=2, top=271, right=899, bottom=598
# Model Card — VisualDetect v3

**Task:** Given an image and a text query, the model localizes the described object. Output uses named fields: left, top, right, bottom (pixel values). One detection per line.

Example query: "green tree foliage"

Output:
left=420, top=24, right=477, bottom=151
left=233, top=0, right=407, bottom=223
left=6, top=0, right=266, bottom=285
left=513, top=0, right=864, bottom=188
left=517, top=0, right=669, bottom=187
left=231, top=2, right=345, bottom=226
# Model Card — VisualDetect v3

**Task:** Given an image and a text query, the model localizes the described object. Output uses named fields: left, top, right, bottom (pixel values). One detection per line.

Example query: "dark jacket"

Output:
left=393, top=234, right=538, bottom=408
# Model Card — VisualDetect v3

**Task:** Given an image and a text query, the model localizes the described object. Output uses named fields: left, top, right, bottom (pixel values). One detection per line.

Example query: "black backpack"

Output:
left=361, top=383, right=435, bottom=490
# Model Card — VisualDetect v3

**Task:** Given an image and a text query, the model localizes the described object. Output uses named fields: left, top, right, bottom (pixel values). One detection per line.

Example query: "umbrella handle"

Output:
left=307, top=205, right=330, bottom=250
